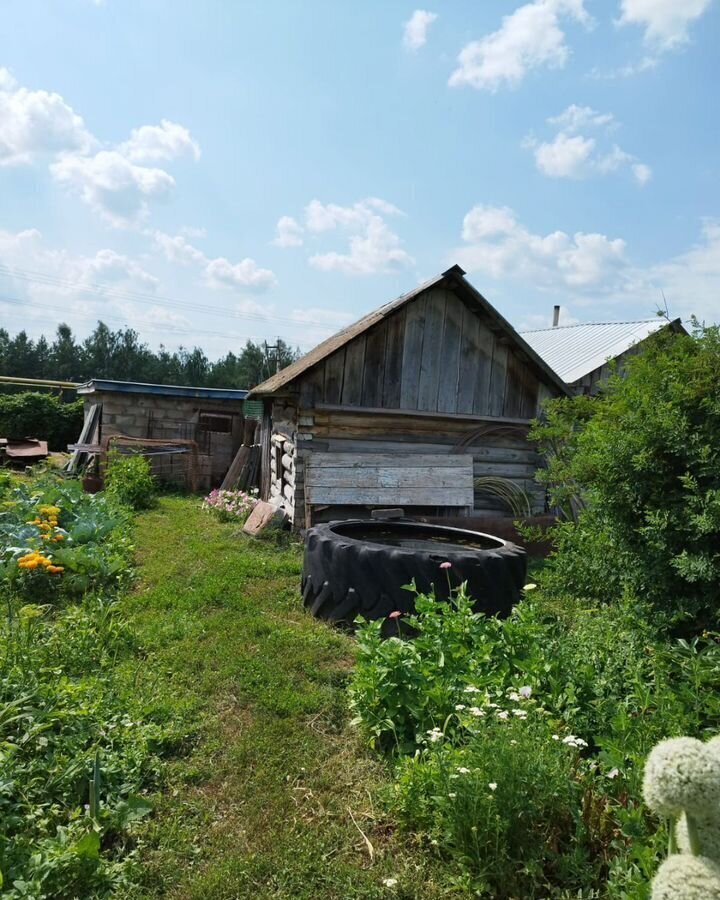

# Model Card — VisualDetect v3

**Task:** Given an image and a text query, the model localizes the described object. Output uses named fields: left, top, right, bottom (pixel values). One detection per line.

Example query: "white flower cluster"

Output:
left=643, top=734, right=720, bottom=898
left=562, top=735, right=588, bottom=749
left=643, top=737, right=720, bottom=819
left=651, top=855, right=720, bottom=899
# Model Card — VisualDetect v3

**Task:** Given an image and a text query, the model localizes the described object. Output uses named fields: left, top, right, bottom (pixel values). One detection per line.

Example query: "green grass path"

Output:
left=121, top=497, right=447, bottom=900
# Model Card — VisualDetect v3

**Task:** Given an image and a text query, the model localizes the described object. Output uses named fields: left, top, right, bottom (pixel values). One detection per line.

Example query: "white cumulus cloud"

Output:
left=290, top=197, right=414, bottom=275
left=119, top=119, right=200, bottom=163
left=617, top=0, right=713, bottom=50
left=534, top=133, right=597, bottom=178
left=0, top=67, right=95, bottom=166
left=204, top=256, right=277, bottom=292
left=152, top=229, right=278, bottom=291
left=273, top=215, right=304, bottom=247
left=403, top=10, right=438, bottom=51
left=0, top=69, right=201, bottom=226
left=456, top=204, right=627, bottom=289
left=448, top=0, right=591, bottom=92
left=526, top=104, right=652, bottom=184
left=51, top=150, right=175, bottom=226
left=151, top=229, right=207, bottom=265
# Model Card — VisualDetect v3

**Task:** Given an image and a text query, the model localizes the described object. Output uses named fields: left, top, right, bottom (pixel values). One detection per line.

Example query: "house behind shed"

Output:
left=249, top=265, right=570, bottom=529
left=76, top=380, right=252, bottom=489
left=521, top=318, right=686, bottom=395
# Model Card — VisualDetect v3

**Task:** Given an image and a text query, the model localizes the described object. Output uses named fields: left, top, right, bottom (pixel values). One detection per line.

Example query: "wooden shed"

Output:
left=75, top=379, right=251, bottom=490
left=249, top=265, right=570, bottom=529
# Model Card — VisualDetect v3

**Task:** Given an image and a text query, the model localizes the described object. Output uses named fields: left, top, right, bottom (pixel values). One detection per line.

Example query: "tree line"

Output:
left=0, top=322, right=300, bottom=389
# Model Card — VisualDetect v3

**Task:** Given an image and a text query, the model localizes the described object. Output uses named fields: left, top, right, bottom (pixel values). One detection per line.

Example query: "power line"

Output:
left=0, top=262, right=333, bottom=330
left=0, top=293, right=314, bottom=349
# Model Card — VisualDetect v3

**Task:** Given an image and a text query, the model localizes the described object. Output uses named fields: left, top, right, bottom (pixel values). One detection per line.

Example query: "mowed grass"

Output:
left=119, top=497, right=449, bottom=900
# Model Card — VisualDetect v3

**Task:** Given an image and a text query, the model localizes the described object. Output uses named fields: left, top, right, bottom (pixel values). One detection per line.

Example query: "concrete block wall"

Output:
left=84, top=390, right=245, bottom=491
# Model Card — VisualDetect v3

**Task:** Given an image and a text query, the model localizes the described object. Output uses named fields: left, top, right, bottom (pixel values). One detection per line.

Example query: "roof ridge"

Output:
left=520, top=318, right=661, bottom=334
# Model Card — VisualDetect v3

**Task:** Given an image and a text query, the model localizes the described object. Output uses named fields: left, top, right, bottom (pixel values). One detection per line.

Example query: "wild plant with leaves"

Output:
left=0, top=473, right=189, bottom=897
left=531, top=323, right=720, bottom=629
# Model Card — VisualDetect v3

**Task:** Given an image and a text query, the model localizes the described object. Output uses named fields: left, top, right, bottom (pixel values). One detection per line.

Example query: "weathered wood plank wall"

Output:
left=305, top=452, right=474, bottom=509
left=298, top=288, right=545, bottom=419
left=265, top=286, right=563, bottom=529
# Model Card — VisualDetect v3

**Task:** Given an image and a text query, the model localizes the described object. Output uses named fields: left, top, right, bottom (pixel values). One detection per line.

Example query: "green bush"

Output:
left=394, top=717, right=593, bottom=897
left=349, top=586, right=720, bottom=896
left=531, top=324, right=720, bottom=629
left=0, top=472, right=191, bottom=896
left=0, top=392, right=84, bottom=452
left=0, top=476, right=133, bottom=601
left=104, top=452, right=156, bottom=511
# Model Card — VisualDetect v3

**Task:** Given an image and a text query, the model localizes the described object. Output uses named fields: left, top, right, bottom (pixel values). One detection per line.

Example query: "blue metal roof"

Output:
left=77, top=379, right=248, bottom=401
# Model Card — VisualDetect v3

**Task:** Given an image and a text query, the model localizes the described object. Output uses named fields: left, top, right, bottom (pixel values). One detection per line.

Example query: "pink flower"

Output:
left=388, top=610, right=403, bottom=619
left=439, top=561, right=452, bottom=570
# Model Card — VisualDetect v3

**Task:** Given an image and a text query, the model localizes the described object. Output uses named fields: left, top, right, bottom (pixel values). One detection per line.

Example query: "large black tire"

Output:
left=301, top=520, right=527, bottom=625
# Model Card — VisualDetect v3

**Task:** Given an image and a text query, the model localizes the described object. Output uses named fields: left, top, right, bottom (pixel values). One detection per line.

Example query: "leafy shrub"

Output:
left=0, top=392, right=84, bottom=452
left=531, top=324, right=720, bottom=628
left=0, top=476, right=132, bottom=601
left=104, top=451, right=156, bottom=511
left=0, top=473, right=191, bottom=896
left=349, top=585, right=720, bottom=897
left=394, top=717, right=593, bottom=897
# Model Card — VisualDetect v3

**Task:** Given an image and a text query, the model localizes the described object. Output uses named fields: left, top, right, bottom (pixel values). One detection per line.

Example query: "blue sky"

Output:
left=1, top=0, right=718, bottom=358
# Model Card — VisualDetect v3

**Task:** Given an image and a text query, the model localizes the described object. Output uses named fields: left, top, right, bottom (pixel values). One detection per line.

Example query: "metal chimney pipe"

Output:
left=552, top=305, right=560, bottom=327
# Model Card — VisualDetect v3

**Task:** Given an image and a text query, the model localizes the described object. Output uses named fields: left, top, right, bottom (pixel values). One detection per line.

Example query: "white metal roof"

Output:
left=519, top=319, right=671, bottom=384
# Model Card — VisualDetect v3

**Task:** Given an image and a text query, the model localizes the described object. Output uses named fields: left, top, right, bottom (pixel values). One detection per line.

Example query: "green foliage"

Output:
left=0, top=476, right=190, bottom=898
left=104, top=452, right=157, bottom=511
left=0, top=392, right=84, bottom=451
left=0, top=322, right=301, bottom=389
left=531, top=324, right=720, bottom=627
left=349, top=585, right=720, bottom=897
left=394, top=718, right=592, bottom=897
left=0, top=476, right=133, bottom=601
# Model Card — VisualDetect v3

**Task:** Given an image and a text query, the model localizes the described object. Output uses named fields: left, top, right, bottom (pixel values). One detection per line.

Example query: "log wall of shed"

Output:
left=268, top=400, right=546, bottom=530
left=297, top=288, right=551, bottom=419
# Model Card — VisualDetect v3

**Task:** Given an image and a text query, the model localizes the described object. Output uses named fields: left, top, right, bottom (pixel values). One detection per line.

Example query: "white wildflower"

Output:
left=552, top=734, right=560, bottom=741
left=562, top=735, right=588, bottom=749
left=426, top=727, right=444, bottom=743
left=650, top=853, right=720, bottom=899
left=607, top=768, right=620, bottom=780
left=463, top=685, right=481, bottom=694
left=454, top=704, right=466, bottom=711
left=519, top=685, right=532, bottom=699
left=488, top=782, right=497, bottom=791
left=468, top=707, right=485, bottom=717
left=486, top=702, right=500, bottom=709
left=448, top=792, right=456, bottom=799
left=508, top=691, right=521, bottom=702
left=382, top=877, right=399, bottom=888
left=510, top=739, right=518, bottom=745
left=523, top=583, right=537, bottom=592
left=497, top=710, right=509, bottom=720
left=643, top=737, right=720, bottom=818
left=457, top=767, right=471, bottom=774
left=512, top=709, right=528, bottom=719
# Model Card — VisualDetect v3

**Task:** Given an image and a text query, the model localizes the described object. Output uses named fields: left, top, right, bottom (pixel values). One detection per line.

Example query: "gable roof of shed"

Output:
left=520, top=318, right=684, bottom=384
left=249, top=266, right=571, bottom=398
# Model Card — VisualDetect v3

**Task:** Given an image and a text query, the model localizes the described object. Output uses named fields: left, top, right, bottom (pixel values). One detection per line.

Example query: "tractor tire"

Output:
left=301, top=519, right=527, bottom=625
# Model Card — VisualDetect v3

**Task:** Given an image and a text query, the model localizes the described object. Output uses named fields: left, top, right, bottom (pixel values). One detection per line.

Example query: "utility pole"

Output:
left=263, top=337, right=282, bottom=375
